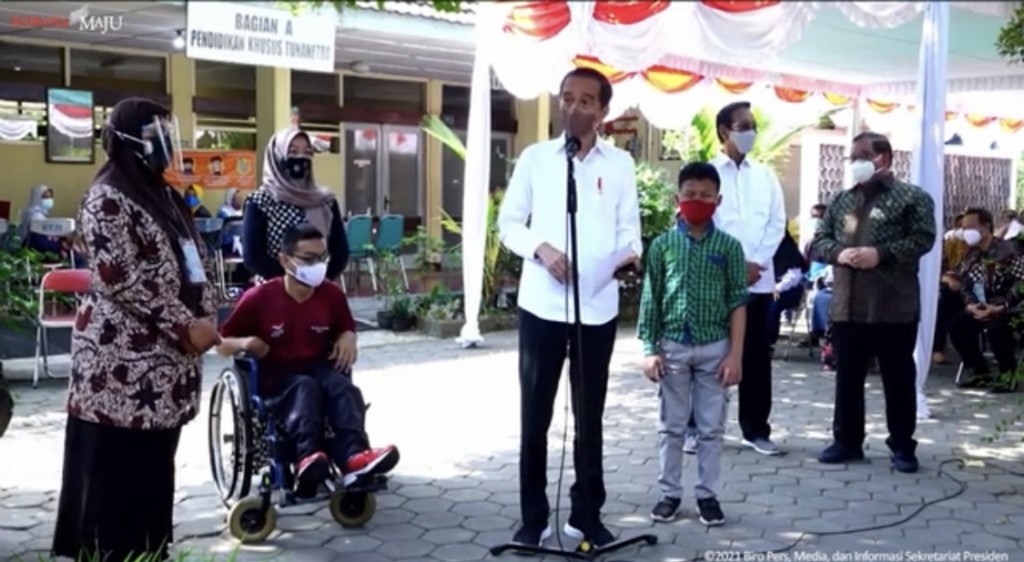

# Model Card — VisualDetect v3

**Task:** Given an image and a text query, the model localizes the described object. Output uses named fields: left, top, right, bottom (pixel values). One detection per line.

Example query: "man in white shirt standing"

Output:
left=498, top=68, right=642, bottom=549
left=709, top=101, right=787, bottom=455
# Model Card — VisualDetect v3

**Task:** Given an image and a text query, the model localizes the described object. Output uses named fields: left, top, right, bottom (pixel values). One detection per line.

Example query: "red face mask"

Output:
left=678, top=200, right=717, bottom=225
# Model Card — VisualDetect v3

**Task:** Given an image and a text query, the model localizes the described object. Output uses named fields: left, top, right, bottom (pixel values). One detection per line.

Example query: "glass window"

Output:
left=344, top=124, right=380, bottom=216
left=343, top=77, right=424, bottom=112
left=70, top=50, right=165, bottom=94
left=195, top=60, right=255, bottom=100
left=442, top=131, right=512, bottom=220
left=441, top=84, right=516, bottom=126
left=196, top=130, right=257, bottom=150
left=0, top=42, right=63, bottom=89
left=292, top=71, right=338, bottom=107
left=383, top=126, right=422, bottom=217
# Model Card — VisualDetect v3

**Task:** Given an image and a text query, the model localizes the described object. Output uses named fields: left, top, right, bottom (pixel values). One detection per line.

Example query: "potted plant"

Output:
left=0, top=238, right=47, bottom=439
left=388, top=295, right=416, bottom=332
left=374, top=249, right=418, bottom=332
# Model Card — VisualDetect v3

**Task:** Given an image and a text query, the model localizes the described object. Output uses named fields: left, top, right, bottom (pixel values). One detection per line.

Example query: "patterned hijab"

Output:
left=260, top=128, right=334, bottom=234
left=93, top=98, right=203, bottom=314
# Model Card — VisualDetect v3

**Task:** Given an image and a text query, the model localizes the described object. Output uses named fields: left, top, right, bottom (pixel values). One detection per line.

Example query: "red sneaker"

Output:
left=295, top=451, right=330, bottom=498
left=344, top=445, right=400, bottom=477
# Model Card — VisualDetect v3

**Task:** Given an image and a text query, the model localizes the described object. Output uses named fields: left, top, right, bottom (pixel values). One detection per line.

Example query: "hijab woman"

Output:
left=52, top=98, right=221, bottom=561
left=242, top=128, right=348, bottom=280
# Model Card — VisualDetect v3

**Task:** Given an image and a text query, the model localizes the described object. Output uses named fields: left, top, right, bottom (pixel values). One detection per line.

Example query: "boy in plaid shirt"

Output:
left=638, top=162, right=748, bottom=526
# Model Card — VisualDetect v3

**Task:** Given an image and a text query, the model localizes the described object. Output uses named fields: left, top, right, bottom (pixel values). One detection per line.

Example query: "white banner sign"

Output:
left=186, top=1, right=336, bottom=73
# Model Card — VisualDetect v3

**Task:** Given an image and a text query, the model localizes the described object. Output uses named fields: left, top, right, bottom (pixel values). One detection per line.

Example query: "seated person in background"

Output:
left=768, top=230, right=807, bottom=349
left=948, top=208, right=1024, bottom=393
left=218, top=188, right=250, bottom=285
left=17, top=184, right=87, bottom=268
left=183, top=184, right=212, bottom=218
left=943, top=213, right=966, bottom=242
left=218, top=223, right=399, bottom=496
left=994, top=208, right=1022, bottom=241
left=218, top=188, right=244, bottom=220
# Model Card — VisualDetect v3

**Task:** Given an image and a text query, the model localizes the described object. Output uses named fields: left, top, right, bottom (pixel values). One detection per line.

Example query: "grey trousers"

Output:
left=657, top=338, right=730, bottom=500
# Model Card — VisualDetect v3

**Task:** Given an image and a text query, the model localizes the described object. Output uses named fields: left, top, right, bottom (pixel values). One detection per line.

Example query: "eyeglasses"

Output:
left=290, top=252, right=330, bottom=265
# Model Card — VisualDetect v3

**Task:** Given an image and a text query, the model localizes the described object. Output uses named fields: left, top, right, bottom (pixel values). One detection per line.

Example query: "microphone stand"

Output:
left=489, top=137, right=657, bottom=561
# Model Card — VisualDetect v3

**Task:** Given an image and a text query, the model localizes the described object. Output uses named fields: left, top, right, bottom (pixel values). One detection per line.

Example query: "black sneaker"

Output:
left=817, top=442, right=865, bottom=464
left=585, top=523, right=616, bottom=548
left=650, top=496, right=681, bottom=522
left=511, top=524, right=552, bottom=547
left=958, top=370, right=993, bottom=389
left=696, top=497, right=725, bottom=526
left=890, top=450, right=919, bottom=474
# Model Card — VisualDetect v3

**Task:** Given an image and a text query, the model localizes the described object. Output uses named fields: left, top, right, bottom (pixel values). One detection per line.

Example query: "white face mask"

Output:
left=963, top=229, right=983, bottom=247
left=729, top=130, right=756, bottom=155
left=292, top=261, right=328, bottom=287
left=849, top=159, right=876, bottom=186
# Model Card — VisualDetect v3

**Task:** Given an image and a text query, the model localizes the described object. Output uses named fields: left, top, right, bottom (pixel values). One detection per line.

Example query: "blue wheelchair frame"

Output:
left=208, top=352, right=387, bottom=541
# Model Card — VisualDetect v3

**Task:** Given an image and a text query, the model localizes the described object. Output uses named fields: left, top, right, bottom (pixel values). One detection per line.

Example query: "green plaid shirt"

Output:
left=638, top=224, right=749, bottom=355
left=812, top=178, right=936, bottom=323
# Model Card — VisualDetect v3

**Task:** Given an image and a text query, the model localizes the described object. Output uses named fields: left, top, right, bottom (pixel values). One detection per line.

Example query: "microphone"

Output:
left=565, top=135, right=581, bottom=159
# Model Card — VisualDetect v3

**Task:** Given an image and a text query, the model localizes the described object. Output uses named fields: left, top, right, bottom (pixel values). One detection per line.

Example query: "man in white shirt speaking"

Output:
left=498, top=68, right=642, bottom=549
left=710, top=101, right=787, bottom=456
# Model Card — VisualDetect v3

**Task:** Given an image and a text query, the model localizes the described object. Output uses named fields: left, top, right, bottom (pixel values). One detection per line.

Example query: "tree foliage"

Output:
left=996, top=4, right=1024, bottom=64
left=278, top=0, right=463, bottom=15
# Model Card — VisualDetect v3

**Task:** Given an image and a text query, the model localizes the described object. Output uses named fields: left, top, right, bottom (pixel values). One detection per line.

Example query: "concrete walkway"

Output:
left=2, top=331, right=1023, bottom=561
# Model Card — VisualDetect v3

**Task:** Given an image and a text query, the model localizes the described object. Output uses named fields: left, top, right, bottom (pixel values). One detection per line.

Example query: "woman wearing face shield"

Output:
left=52, top=98, right=221, bottom=562
left=242, top=129, right=349, bottom=281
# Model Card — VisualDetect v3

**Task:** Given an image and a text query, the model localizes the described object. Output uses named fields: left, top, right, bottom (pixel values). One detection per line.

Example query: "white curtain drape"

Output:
left=458, top=14, right=493, bottom=347
left=48, top=107, right=94, bottom=139
left=0, top=116, right=38, bottom=141
left=910, top=1, right=949, bottom=420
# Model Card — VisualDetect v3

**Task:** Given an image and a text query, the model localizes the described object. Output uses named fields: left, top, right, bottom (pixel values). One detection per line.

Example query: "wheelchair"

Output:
left=207, top=353, right=387, bottom=543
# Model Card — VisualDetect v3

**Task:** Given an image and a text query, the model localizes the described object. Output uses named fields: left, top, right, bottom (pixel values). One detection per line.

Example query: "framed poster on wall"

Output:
left=45, top=88, right=95, bottom=164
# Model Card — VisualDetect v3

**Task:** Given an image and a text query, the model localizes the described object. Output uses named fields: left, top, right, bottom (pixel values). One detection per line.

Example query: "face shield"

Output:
left=143, top=114, right=183, bottom=172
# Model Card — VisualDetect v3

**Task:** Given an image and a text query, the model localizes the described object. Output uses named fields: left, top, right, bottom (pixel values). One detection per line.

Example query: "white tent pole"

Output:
left=911, top=1, right=950, bottom=420
left=457, top=13, right=494, bottom=348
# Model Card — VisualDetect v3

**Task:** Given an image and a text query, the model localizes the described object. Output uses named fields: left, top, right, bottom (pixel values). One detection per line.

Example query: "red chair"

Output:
left=33, top=269, right=91, bottom=388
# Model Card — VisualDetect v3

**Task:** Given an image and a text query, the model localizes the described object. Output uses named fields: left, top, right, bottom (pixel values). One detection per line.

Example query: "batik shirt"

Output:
left=961, top=238, right=1024, bottom=310
left=812, top=178, right=936, bottom=324
left=638, top=223, right=748, bottom=355
left=68, top=183, right=217, bottom=430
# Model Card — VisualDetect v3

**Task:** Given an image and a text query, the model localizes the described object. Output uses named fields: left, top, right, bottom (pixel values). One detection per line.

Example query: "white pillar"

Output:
left=458, top=14, right=494, bottom=348
left=910, top=2, right=950, bottom=420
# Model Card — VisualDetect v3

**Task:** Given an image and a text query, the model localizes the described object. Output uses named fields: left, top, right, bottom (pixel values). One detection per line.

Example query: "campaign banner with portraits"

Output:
left=166, top=150, right=257, bottom=190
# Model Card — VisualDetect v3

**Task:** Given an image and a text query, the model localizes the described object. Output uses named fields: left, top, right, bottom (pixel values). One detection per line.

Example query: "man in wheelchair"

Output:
left=948, top=208, right=1024, bottom=393
left=217, top=223, right=400, bottom=497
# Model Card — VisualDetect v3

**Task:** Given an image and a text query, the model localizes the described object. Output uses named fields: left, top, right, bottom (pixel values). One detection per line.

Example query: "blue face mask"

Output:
left=40, top=197, right=54, bottom=211
left=185, top=195, right=200, bottom=208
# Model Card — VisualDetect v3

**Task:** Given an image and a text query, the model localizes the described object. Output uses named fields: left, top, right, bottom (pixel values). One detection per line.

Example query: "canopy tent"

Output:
left=459, top=1, right=1024, bottom=418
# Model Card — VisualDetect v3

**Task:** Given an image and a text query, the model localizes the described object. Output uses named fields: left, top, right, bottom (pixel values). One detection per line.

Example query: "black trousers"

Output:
left=518, top=308, right=617, bottom=532
left=831, top=322, right=918, bottom=452
left=933, top=285, right=963, bottom=353
left=267, top=361, right=369, bottom=467
left=948, top=311, right=1017, bottom=374
left=739, top=293, right=774, bottom=440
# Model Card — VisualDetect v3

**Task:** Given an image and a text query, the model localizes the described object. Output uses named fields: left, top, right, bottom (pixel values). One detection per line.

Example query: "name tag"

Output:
left=180, top=239, right=207, bottom=284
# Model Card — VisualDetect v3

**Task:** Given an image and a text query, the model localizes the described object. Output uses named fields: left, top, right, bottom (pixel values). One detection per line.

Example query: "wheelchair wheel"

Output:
left=208, top=368, right=254, bottom=507
left=227, top=496, right=276, bottom=543
left=330, top=491, right=377, bottom=528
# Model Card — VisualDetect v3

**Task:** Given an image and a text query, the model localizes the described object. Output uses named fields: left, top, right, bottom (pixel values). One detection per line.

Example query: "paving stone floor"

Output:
left=2, top=330, right=1023, bottom=562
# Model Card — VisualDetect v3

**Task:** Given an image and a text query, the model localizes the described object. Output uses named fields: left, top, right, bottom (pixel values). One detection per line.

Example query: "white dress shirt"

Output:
left=775, top=268, right=804, bottom=294
left=711, top=152, right=787, bottom=295
left=498, top=138, right=642, bottom=325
